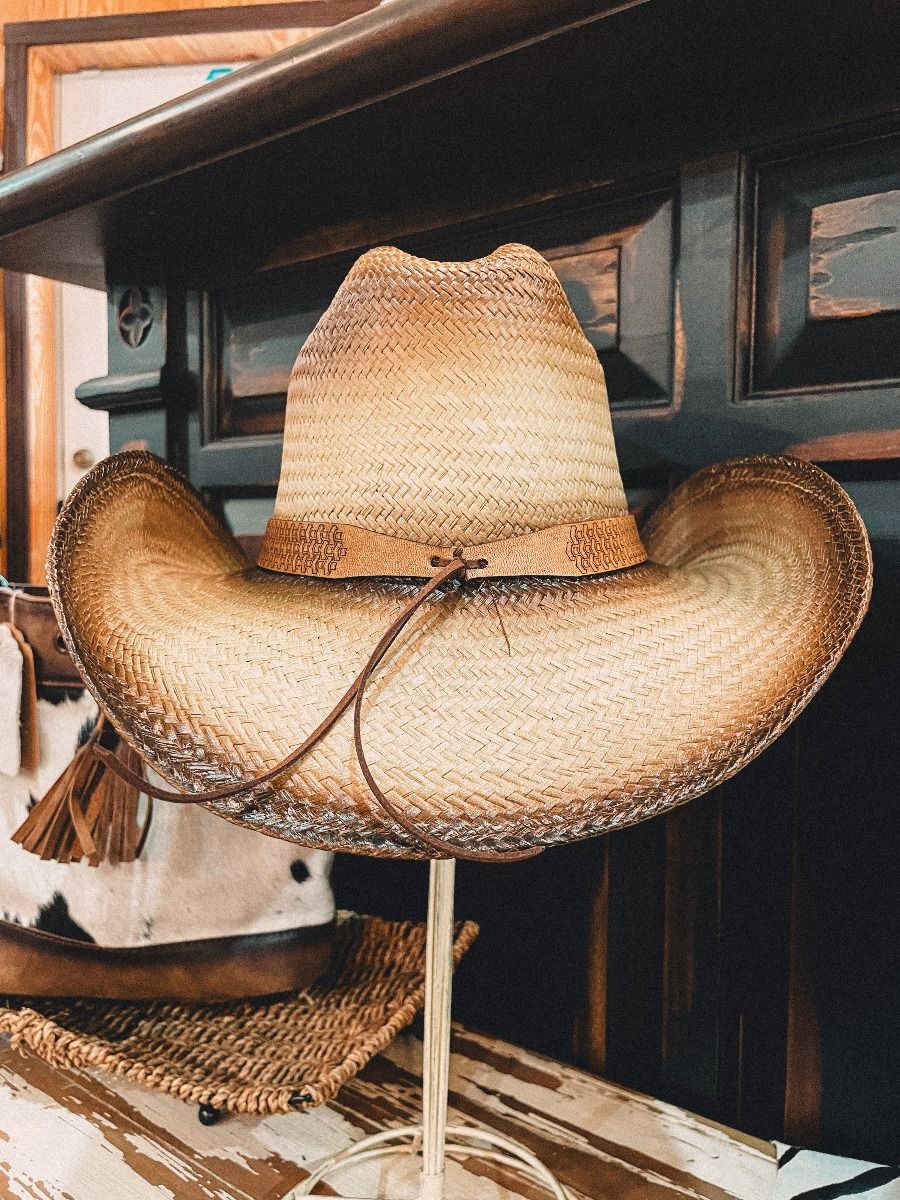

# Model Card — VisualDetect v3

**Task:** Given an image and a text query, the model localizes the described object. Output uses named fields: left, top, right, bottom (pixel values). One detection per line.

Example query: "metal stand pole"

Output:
left=296, top=860, right=571, bottom=1199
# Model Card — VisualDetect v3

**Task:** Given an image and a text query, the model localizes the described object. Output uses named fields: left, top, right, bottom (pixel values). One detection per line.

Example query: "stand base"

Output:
left=295, top=860, right=570, bottom=1198
left=294, top=1123, right=572, bottom=1198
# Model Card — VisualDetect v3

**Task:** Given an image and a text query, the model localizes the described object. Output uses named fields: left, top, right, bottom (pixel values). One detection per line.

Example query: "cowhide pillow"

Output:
left=1, top=691, right=334, bottom=948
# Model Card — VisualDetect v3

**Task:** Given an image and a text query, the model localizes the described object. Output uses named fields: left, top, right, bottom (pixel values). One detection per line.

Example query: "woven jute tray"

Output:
left=0, top=913, right=478, bottom=1115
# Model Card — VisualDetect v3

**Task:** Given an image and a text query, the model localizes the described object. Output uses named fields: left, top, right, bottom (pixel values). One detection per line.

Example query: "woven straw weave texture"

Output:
left=45, top=244, right=873, bottom=859
left=47, top=452, right=871, bottom=859
left=0, top=914, right=478, bottom=1115
left=276, top=243, right=629, bottom=546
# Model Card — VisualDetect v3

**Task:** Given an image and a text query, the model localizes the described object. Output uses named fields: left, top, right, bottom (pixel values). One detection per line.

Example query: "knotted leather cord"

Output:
left=94, top=558, right=542, bottom=862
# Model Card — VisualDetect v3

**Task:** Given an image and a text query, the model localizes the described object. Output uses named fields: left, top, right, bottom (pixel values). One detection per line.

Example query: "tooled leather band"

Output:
left=258, top=513, right=646, bottom=579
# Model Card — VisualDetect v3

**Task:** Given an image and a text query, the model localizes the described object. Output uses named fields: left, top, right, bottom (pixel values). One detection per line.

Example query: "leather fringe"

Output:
left=11, top=714, right=152, bottom=867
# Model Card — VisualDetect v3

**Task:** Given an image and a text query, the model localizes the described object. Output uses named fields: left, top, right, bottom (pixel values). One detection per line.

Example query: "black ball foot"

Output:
left=198, top=1103, right=223, bottom=1126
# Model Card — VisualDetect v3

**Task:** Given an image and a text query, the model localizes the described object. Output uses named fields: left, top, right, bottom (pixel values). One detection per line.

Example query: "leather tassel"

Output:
left=11, top=714, right=152, bottom=866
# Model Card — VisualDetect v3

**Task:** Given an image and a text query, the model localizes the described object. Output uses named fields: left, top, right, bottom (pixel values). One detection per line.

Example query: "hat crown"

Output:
left=274, top=243, right=628, bottom=545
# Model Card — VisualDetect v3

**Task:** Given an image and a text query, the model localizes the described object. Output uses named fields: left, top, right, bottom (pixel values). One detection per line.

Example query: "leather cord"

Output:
left=351, top=558, right=539, bottom=862
left=95, top=558, right=542, bottom=862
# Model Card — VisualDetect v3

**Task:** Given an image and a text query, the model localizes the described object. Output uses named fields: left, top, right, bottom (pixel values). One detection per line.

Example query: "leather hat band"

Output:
left=258, top=513, right=646, bottom=580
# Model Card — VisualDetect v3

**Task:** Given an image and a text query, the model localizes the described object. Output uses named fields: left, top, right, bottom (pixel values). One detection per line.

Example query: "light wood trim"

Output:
left=22, top=27, right=313, bottom=582
left=24, top=40, right=59, bottom=585
left=785, top=428, right=900, bottom=463
left=0, top=273, right=6, bottom=577
left=33, top=28, right=314, bottom=74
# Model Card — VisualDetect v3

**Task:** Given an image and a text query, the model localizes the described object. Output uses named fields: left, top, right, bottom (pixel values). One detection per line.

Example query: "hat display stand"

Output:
left=41, top=244, right=874, bottom=1196
left=297, top=859, right=571, bottom=1200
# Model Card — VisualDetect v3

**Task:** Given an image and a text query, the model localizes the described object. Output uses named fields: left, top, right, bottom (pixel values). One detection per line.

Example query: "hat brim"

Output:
left=48, top=452, right=871, bottom=858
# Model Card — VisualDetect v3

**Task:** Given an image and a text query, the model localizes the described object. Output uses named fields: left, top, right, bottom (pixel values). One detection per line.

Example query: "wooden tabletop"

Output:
left=0, top=1023, right=775, bottom=1199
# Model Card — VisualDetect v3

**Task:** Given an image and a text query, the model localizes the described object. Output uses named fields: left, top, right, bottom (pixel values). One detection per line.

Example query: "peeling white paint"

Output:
left=0, top=1029, right=776, bottom=1200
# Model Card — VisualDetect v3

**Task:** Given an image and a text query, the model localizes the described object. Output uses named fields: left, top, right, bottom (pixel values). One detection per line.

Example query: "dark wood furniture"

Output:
left=1, top=0, right=898, bottom=1160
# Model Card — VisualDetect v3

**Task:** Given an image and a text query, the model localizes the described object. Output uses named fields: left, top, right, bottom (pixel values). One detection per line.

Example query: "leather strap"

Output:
left=258, top=513, right=646, bottom=579
left=0, top=915, right=335, bottom=1001
left=0, top=586, right=83, bottom=688
left=96, top=558, right=541, bottom=862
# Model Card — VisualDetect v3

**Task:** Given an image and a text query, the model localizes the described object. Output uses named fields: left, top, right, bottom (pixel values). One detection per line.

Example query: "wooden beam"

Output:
left=785, top=429, right=900, bottom=463
left=3, top=2, right=376, bottom=46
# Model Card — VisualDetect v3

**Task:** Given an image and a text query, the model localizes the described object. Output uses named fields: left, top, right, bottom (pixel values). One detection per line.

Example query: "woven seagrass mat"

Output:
left=0, top=913, right=478, bottom=1115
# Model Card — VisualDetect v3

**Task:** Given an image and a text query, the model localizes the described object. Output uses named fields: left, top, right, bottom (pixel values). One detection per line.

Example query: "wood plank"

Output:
left=34, top=28, right=318, bottom=73
left=784, top=429, right=900, bottom=463
left=576, top=835, right=609, bottom=1072
left=782, top=823, right=823, bottom=1146
left=808, top=192, right=900, bottom=320
left=22, top=41, right=58, bottom=585
left=0, top=271, right=6, bottom=579
left=0, top=1025, right=776, bottom=1200
left=548, top=248, right=619, bottom=354
left=2, top=42, right=29, bottom=583
left=425, top=1027, right=774, bottom=1200
left=4, top=3, right=377, bottom=46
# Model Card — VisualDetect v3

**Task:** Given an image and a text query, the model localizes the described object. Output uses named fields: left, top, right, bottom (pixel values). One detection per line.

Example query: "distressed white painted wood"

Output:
left=0, top=1023, right=776, bottom=1200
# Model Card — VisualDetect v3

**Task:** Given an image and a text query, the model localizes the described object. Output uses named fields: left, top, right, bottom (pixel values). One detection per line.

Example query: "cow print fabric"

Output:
left=774, top=1144, right=900, bottom=1199
left=0, top=691, right=334, bottom=947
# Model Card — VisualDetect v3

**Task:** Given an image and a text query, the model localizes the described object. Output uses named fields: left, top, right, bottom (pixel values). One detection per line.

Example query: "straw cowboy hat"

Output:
left=43, top=244, right=872, bottom=864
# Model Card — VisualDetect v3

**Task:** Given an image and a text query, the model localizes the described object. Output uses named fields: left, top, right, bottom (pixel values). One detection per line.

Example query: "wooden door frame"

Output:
left=1, top=1, right=374, bottom=581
